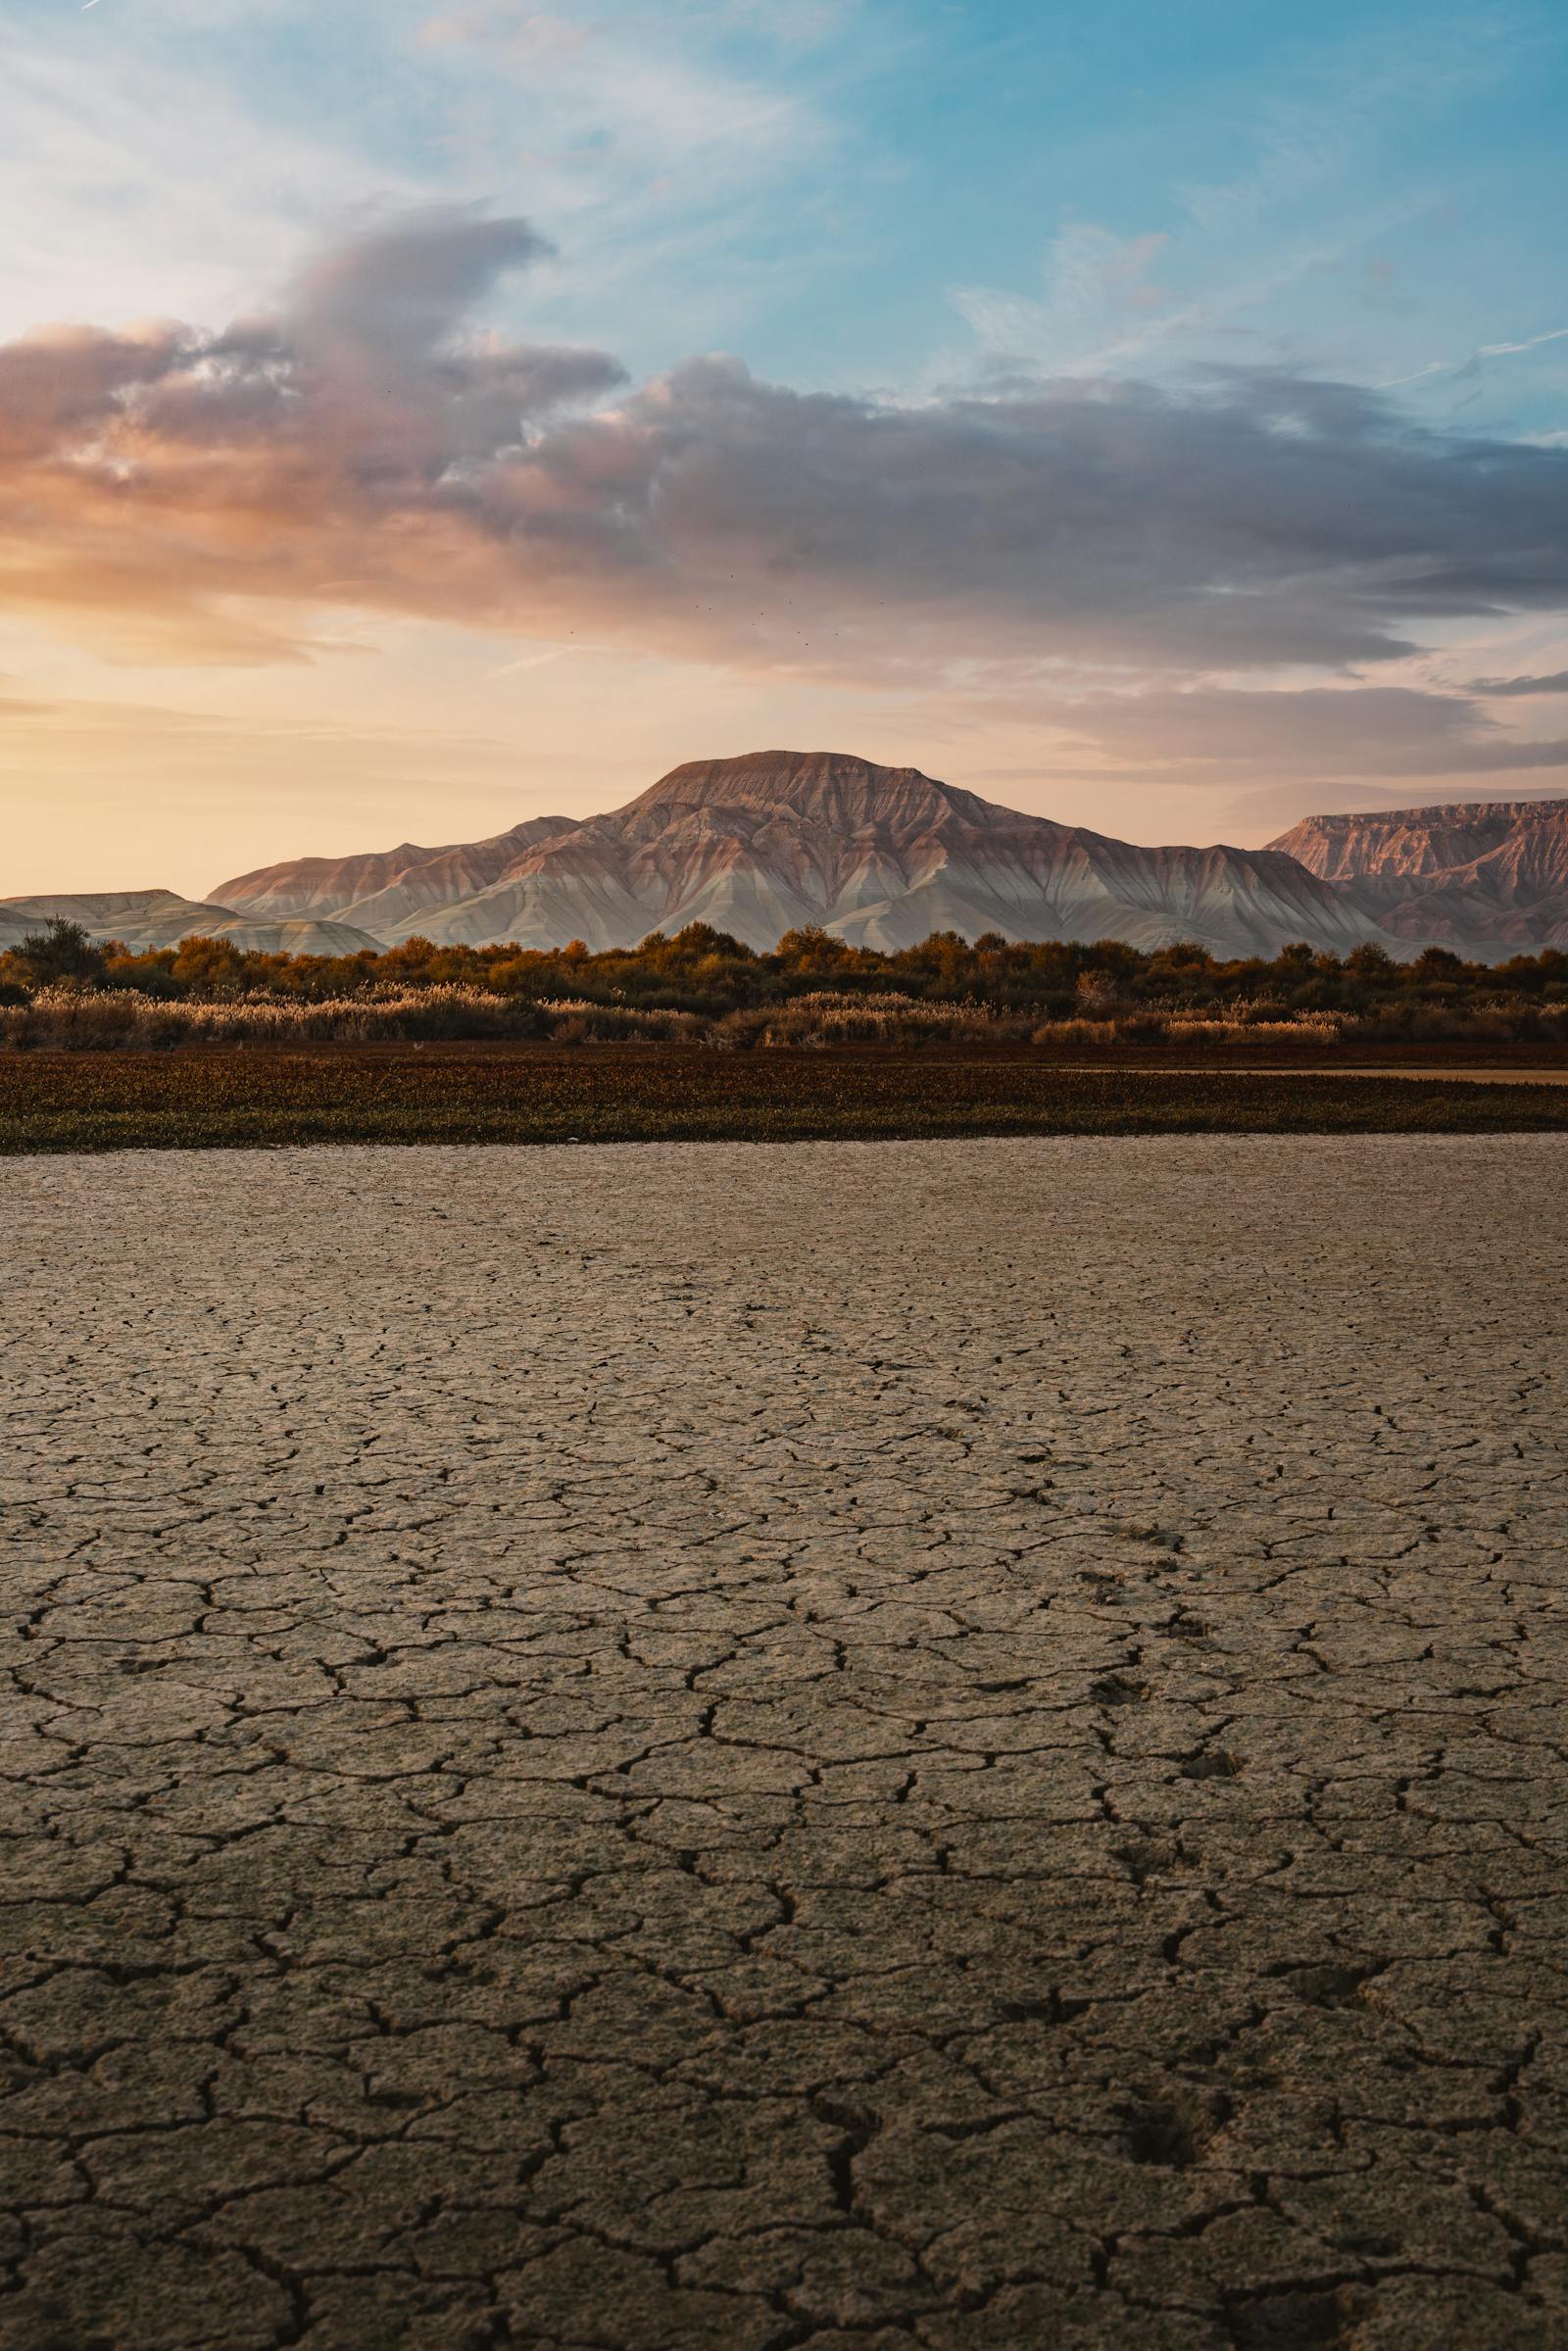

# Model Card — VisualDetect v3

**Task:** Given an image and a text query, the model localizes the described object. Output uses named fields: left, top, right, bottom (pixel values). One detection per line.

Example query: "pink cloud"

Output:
left=3, top=208, right=1567, bottom=686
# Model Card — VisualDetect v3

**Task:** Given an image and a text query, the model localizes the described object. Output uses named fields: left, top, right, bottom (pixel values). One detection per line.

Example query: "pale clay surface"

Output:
left=2, top=1137, right=1566, bottom=2351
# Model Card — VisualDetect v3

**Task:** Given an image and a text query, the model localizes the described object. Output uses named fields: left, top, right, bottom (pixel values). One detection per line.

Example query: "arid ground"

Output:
left=2, top=1138, right=1565, bottom=2350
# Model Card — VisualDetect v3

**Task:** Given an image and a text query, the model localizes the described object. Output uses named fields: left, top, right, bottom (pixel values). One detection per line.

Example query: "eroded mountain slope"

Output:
left=1268, top=800, right=1568, bottom=949
left=211, top=752, right=1404, bottom=958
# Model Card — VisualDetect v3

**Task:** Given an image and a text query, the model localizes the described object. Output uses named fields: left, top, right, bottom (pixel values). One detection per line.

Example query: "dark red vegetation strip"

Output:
left=4, top=1051, right=1568, bottom=1151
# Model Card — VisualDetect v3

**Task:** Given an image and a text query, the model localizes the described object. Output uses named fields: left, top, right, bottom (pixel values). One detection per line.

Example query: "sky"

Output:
left=3, top=0, right=1568, bottom=896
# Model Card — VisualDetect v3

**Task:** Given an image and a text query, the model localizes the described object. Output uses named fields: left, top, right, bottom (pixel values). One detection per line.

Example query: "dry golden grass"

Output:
left=4, top=984, right=1565, bottom=1057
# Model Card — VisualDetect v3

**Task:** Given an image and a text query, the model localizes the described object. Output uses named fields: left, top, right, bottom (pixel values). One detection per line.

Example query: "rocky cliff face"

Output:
left=212, top=751, right=1404, bottom=959
left=1267, top=800, right=1568, bottom=950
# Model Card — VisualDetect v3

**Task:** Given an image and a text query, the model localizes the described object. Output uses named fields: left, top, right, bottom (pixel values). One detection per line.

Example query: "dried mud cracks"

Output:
left=2, top=1136, right=1566, bottom=2351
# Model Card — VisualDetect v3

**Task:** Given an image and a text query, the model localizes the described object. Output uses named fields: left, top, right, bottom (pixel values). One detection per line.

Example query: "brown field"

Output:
left=4, top=1045, right=1568, bottom=1151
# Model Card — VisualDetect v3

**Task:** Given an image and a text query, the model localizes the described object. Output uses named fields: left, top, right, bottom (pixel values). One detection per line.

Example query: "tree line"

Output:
left=5, top=914, right=1567, bottom=1020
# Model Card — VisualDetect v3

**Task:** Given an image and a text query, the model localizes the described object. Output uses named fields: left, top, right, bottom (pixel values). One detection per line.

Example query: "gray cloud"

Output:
left=452, top=357, right=1568, bottom=673
left=1468, top=669, right=1568, bottom=697
left=1035, top=684, right=1568, bottom=778
left=970, top=688, right=1568, bottom=845
left=289, top=206, right=555, bottom=367
left=2, top=213, right=1567, bottom=683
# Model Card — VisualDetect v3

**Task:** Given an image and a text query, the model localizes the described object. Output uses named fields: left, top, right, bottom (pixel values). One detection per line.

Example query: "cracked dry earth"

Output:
left=2, top=1137, right=1566, bottom=2351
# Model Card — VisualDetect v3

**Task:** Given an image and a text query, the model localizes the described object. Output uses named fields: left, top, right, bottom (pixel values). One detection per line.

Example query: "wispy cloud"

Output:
left=1375, top=322, right=1568, bottom=390
left=956, top=203, right=1429, bottom=381
left=1374, top=361, right=1448, bottom=389
left=0, top=0, right=849, bottom=384
left=1027, top=683, right=1568, bottom=782
left=0, top=22, right=422, bottom=339
left=952, top=223, right=1170, bottom=372
left=419, top=7, right=594, bottom=64
left=481, top=642, right=602, bottom=679
left=1477, top=324, right=1568, bottom=357
left=950, top=15, right=1546, bottom=399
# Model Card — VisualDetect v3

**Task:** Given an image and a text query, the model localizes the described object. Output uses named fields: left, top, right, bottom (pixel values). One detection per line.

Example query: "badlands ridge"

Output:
left=7, top=753, right=1568, bottom=961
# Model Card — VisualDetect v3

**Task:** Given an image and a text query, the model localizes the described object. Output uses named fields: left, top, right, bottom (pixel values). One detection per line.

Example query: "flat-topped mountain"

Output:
left=212, top=751, right=1402, bottom=960
left=1268, top=799, right=1568, bottom=950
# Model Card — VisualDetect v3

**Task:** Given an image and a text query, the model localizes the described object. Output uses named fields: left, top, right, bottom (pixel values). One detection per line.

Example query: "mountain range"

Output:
left=7, top=755, right=1568, bottom=963
left=213, top=751, right=1398, bottom=960
left=0, top=891, right=379, bottom=957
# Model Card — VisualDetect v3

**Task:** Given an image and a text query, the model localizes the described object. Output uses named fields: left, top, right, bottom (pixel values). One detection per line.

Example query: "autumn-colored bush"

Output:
left=4, top=920, right=1568, bottom=1050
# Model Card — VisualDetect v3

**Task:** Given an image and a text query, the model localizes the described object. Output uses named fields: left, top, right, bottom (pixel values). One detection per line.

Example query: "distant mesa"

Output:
left=0, top=890, right=379, bottom=957
left=11, top=759, right=1568, bottom=964
left=1266, top=799, right=1568, bottom=952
